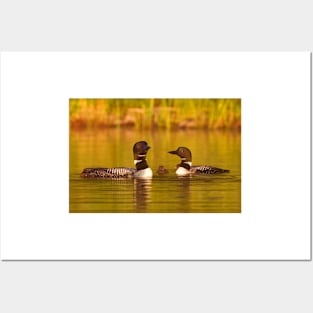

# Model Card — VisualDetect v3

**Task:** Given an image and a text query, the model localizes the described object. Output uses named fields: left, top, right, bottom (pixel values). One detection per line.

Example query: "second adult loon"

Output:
left=80, top=141, right=153, bottom=178
left=168, top=146, right=229, bottom=176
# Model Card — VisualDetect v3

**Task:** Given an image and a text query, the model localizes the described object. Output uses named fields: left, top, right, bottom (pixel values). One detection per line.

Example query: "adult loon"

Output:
left=80, top=141, right=153, bottom=178
left=168, top=146, right=229, bottom=176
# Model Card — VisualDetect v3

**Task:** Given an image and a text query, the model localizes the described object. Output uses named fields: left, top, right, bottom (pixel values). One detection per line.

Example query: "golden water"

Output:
left=69, top=128, right=241, bottom=213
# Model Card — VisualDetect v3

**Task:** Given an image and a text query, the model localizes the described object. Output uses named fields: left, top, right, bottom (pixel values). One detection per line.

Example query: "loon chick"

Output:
left=80, top=141, right=153, bottom=178
left=157, top=165, right=169, bottom=175
left=168, top=146, right=229, bottom=176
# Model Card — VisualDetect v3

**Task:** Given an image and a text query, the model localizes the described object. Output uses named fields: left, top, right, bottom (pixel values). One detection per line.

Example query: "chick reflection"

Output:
left=134, top=178, right=152, bottom=211
left=175, top=176, right=192, bottom=212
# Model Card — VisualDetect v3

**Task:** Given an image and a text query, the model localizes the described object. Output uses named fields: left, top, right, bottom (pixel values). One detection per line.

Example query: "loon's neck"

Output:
left=178, top=161, right=192, bottom=170
left=134, top=159, right=149, bottom=171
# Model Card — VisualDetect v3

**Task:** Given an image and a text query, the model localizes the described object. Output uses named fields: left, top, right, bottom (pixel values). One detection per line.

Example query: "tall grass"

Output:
left=69, top=98, right=241, bottom=130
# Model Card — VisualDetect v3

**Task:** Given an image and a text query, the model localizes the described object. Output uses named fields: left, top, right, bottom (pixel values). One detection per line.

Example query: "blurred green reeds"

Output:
left=69, top=98, right=241, bottom=130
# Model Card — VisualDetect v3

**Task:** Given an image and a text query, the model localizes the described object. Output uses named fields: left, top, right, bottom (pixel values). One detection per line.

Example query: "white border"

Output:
left=0, top=52, right=310, bottom=260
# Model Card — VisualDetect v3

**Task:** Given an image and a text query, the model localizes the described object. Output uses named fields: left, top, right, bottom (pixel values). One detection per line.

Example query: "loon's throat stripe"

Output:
left=179, top=161, right=192, bottom=170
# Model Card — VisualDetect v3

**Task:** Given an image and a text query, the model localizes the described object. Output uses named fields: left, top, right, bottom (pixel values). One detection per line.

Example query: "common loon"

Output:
left=168, top=146, right=229, bottom=176
left=80, top=141, right=153, bottom=178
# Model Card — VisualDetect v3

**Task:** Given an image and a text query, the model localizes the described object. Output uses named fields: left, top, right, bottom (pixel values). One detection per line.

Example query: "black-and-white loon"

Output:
left=168, top=146, right=229, bottom=176
left=80, top=141, right=153, bottom=178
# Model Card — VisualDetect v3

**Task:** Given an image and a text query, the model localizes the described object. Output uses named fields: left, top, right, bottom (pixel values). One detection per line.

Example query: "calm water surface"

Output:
left=70, top=129, right=241, bottom=213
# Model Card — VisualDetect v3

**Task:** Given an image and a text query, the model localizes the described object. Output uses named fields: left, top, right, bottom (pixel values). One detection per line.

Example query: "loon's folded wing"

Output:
left=191, top=165, right=229, bottom=174
left=80, top=167, right=136, bottom=178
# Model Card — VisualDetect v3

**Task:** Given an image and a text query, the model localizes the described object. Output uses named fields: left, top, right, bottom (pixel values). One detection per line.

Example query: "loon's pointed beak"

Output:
left=146, top=146, right=151, bottom=151
left=168, top=150, right=178, bottom=155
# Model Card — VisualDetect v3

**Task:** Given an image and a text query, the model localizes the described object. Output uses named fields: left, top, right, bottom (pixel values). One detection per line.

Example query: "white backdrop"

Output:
left=0, top=52, right=310, bottom=260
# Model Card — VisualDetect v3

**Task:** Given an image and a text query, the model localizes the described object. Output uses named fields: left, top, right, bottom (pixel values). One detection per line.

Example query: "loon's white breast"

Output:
left=134, top=167, right=153, bottom=178
left=176, top=167, right=190, bottom=176
left=175, top=162, right=192, bottom=176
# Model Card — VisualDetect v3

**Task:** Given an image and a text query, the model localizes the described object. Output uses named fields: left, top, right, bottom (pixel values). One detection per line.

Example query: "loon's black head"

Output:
left=168, top=147, right=192, bottom=162
left=133, top=141, right=151, bottom=161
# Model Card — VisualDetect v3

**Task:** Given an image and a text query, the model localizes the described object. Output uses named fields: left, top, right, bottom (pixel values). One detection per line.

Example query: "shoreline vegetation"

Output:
left=70, top=99, right=241, bottom=130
